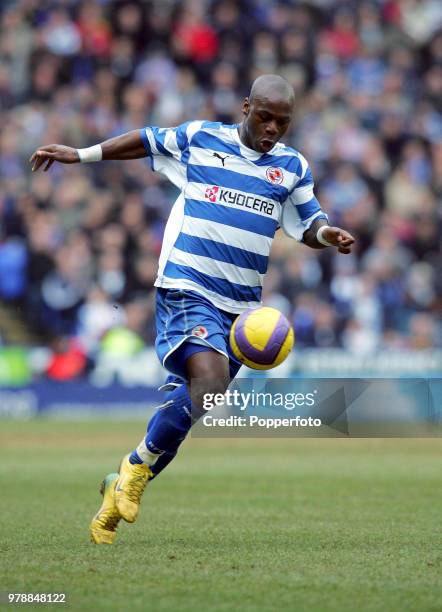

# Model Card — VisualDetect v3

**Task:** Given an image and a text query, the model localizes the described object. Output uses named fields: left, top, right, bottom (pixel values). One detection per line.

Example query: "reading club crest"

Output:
left=192, top=325, right=208, bottom=338
left=266, top=167, right=284, bottom=185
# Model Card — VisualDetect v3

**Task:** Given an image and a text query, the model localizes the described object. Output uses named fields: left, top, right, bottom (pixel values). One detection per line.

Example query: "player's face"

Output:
left=241, top=97, right=293, bottom=153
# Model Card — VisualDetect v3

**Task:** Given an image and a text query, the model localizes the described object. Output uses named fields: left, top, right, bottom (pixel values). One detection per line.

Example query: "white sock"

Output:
left=136, top=438, right=162, bottom=466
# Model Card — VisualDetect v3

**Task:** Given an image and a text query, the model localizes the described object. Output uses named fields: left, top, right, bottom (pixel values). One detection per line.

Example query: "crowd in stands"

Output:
left=0, top=0, right=440, bottom=377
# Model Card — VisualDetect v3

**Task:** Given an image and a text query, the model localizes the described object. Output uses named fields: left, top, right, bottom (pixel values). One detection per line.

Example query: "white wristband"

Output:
left=77, top=144, right=102, bottom=163
left=316, top=225, right=334, bottom=247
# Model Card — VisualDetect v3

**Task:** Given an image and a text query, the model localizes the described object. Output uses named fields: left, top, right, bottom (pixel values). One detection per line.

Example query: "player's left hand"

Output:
left=322, top=227, right=355, bottom=254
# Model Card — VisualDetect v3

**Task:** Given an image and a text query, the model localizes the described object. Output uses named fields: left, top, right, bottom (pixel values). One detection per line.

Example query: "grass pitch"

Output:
left=0, top=420, right=441, bottom=611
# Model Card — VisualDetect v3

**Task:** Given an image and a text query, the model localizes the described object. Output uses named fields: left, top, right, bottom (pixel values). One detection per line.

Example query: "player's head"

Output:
left=241, top=75, right=295, bottom=153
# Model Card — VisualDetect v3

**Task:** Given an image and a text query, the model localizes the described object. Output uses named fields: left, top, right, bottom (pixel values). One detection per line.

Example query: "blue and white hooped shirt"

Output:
left=140, top=121, right=328, bottom=314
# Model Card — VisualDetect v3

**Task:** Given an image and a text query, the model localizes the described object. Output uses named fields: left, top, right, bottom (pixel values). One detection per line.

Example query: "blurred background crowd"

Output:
left=0, top=0, right=440, bottom=380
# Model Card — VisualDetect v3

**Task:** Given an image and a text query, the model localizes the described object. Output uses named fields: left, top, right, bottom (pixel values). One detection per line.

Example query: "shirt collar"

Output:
left=231, top=124, right=278, bottom=160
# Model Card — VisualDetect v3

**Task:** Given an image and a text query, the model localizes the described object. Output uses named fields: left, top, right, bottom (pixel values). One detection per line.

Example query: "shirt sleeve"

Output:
left=139, top=120, right=202, bottom=163
left=281, top=154, right=328, bottom=242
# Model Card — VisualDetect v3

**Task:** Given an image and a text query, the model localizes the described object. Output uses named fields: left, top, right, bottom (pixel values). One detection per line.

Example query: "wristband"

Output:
left=77, top=144, right=102, bottom=163
left=316, top=225, right=334, bottom=247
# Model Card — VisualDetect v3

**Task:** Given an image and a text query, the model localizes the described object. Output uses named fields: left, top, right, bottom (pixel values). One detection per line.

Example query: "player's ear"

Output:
left=242, top=98, right=250, bottom=117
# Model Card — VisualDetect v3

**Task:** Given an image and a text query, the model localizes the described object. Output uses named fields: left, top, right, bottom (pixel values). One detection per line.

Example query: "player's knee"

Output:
left=185, top=349, right=230, bottom=411
left=189, top=376, right=230, bottom=413
left=188, top=358, right=230, bottom=410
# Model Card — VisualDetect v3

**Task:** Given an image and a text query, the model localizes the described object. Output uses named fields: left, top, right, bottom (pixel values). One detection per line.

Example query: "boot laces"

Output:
left=126, top=471, right=147, bottom=503
left=96, top=509, right=119, bottom=531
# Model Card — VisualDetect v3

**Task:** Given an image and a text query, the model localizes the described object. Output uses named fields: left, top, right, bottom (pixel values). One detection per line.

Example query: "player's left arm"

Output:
left=284, top=154, right=355, bottom=254
left=302, top=218, right=355, bottom=254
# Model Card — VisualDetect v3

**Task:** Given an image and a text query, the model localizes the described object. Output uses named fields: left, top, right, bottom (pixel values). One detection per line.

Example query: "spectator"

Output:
left=0, top=0, right=439, bottom=365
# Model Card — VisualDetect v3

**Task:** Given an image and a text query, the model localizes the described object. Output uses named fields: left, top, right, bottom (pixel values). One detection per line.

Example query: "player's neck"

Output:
left=237, top=123, right=257, bottom=152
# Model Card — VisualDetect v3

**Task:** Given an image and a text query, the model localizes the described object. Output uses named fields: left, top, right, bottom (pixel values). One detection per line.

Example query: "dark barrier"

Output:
left=0, top=381, right=163, bottom=419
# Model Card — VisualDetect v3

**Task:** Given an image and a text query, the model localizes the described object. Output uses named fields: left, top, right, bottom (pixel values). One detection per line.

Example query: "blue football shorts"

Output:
left=155, top=288, right=243, bottom=383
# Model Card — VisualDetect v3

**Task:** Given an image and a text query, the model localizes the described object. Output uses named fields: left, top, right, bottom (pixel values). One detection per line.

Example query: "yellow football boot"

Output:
left=115, top=454, right=152, bottom=523
left=89, top=473, right=121, bottom=544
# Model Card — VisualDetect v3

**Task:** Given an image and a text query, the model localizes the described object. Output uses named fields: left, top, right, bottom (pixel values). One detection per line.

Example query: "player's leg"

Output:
left=116, top=347, right=230, bottom=522
left=89, top=344, right=231, bottom=542
left=114, top=288, right=233, bottom=523
left=148, top=349, right=242, bottom=479
left=90, top=289, right=240, bottom=542
left=90, top=346, right=215, bottom=540
left=138, top=304, right=242, bottom=480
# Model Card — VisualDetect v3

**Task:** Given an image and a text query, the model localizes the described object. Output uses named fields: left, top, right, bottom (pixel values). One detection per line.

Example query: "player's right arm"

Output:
left=29, top=130, right=146, bottom=172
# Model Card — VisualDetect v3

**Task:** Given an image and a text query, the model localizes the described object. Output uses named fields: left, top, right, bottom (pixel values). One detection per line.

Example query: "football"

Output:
left=229, top=306, right=295, bottom=370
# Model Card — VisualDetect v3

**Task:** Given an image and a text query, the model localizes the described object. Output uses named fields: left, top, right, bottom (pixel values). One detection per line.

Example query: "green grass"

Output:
left=0, top=420, right=441, bottom=611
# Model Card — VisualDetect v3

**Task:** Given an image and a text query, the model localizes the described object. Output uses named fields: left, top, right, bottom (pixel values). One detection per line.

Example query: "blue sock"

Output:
left=149, top=438, right=181, bottom=478
left=129, top=385, right=195, bottom=466
left=129, top=451, right=144, bottom=464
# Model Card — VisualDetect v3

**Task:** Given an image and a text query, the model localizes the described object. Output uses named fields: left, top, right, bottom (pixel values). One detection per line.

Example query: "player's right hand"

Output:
left=29, top=144, right=79, bottom=172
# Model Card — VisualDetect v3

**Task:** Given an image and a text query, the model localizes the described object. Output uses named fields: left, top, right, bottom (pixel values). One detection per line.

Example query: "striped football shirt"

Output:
left=140, top=121, right=328, bottom=313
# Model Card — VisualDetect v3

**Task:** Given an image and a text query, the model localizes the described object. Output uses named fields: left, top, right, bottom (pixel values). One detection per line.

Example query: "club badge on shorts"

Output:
left=191, top=325, right=208, bottom=338
left=266, top=167, right=284, bottom=185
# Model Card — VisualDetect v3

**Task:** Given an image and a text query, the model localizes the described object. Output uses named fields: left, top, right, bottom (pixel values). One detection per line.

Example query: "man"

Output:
left=30, top=75, right=355, bottom=544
